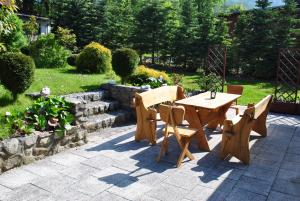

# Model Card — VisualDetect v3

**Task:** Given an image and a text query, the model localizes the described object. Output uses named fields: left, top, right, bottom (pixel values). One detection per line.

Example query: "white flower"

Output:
left=41, top=86, right=51, bottom=97
left=5, top=112, right=11, bottom=116
left=64, top=124, right=72, bottom=131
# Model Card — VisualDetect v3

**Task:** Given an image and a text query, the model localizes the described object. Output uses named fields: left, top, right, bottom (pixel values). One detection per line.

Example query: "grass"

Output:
left=179, top=73, right=275, bottom=105
left=0, top=67, right=118, bottom=115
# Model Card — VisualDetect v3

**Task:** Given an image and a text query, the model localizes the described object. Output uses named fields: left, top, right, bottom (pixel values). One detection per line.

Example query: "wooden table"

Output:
left=175, top=92, right=241, bottom=152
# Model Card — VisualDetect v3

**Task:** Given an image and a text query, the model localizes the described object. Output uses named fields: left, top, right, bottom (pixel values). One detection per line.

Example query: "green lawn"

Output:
left=0, top=68, right=275, bottom=115
left=180, top=73, right=275, bottom=105
left=0, top=67, right=118, bottom=115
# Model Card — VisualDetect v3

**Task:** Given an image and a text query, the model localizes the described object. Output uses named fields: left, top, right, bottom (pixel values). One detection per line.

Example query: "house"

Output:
left=17, top=13, right=51, bottom=35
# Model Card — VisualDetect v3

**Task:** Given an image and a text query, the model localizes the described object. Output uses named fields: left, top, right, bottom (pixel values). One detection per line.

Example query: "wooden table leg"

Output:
left=207, top=103, right=232, bottom=130
left=184, top=106, right=210, bottom=152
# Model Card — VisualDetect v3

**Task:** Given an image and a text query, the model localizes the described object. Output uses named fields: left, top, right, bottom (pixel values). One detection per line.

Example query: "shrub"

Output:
left=0, top=14, right=27, bottom=51
left=55, top=26, right=77, bottom=51
left=134, top=65, right=169, bottom=81
left=196, top=69, right=221, bottom=91
left=28, top=33, right=70, bottom=68
left=112, top=48, right=140, bottom=84
left=128, top=65, right=170, bottom=88
left=77, top=42, right=112, bottom=73
left=67, top=54, right=78, bottom=66
left=0, top=52, right=35, bottom=100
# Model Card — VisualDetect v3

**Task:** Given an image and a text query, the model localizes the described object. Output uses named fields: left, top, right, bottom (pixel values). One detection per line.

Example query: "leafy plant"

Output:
left=196, top=69, right=221, bottom=91
left=171, top=73, right=183, bottom=85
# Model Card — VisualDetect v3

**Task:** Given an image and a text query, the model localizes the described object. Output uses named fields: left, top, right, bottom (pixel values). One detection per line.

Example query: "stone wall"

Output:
left=101, top=83, right=146, bottom=111
left=0, top=126, right=87, bottom=174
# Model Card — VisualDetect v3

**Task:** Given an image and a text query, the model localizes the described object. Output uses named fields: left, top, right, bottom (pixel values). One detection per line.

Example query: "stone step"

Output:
left=64, top=90, right=108, bottom=102
left=77, top=100, right=119, bottom=117
left=78, top=110, right=132, bottom=133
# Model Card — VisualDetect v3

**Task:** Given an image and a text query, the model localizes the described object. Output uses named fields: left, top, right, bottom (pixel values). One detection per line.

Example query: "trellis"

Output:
left=272, top=48, right=300, bottom=114
left=206, top=45, right=227, bottom=92
left=274, top=48, right=300, bottom=103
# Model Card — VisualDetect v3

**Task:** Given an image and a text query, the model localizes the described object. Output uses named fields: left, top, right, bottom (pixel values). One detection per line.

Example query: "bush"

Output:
left=134, top=65, right=169, bottom=81
left=128, top=65, right=170, bottom=88
left=28, top=33, right=70, bottom=68
left=55, top=26, right=77, bottom=51
left=76, top=42, right=112, bottom=73
left=112, top=48, right=139, bottom=84
left=0, top=14, right=27, bottom=52
left=67, top=54, right=78, bottom=66
left=0, top=52, right=35, bottom=100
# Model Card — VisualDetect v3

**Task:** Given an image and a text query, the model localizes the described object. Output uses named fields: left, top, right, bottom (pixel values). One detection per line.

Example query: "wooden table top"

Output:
left=176, top=92, right=241, bottom=110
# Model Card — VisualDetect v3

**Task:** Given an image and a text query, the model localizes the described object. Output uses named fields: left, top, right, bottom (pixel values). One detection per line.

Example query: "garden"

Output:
left=0, top=0, right=298, bottom=141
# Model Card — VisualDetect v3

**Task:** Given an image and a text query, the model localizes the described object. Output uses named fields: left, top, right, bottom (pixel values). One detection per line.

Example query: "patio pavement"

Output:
left=0, top=111, right=299, bottom=201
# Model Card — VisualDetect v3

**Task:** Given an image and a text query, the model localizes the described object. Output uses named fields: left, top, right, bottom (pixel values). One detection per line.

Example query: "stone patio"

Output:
left=0, top=112, right=299, bottom=201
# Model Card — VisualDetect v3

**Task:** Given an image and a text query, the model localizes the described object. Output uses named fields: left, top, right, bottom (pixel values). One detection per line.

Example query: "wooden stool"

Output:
left=157, top=104, right=198, bottom=167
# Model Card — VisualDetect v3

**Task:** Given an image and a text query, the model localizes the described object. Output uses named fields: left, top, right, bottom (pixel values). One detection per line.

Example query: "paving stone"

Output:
left=280, top=161, right=300, bottom=171
left=207, top=164, right=245, bottom=181
left=277, top=168, right=300, bottom=181
left=2, top=184, right=51, bottom=201
left=0, top=184, right=12, bottom=200
left=91, top=166, right=132, bottom=186
left=186, top=185, right=228, bottom=201
left=283, top=153, right=300, bottom=163
left=226, top=187, right=267, bottom=201
left=90, top=191, right=129, bottom=201
left=134, top=195, right=160, bottom=201
left=235, top=176, right=272, bottom=196
left=272, top=178, right=300, bottom=197
left=70, top=175, right=112, bottom=197
left=48, top=152, right=87, bottom=167
left=164, top=171, right=200, bottom=191
left=32, top=174, right=77, bottom=194
left=145, top=182, right=188, bottom=201
left=243, top=166, right=278, bottom=183
left=108, top=179, right=152, bottom=200
left=23, top=160, right=66, bottom=177
left=267, top=191, right=300, bottom=201
left=80, top=154, right=115, bottom=170
left=59, top=163, right=101, bottom=179
left=0, top=168, right=41, bottom=189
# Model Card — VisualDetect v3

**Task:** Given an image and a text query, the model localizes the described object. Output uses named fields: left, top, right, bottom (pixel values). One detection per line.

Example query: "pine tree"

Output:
left=101, top=0, right=135, bottom=49
left=173, top=0, right=200, bottom=69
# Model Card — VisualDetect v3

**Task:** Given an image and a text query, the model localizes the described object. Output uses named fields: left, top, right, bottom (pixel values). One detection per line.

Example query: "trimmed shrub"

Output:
left=128, top=65, right=170, bottom=88
left=67, top=54, right=78, bottom=66
left=28, top=33, right=70, bottom=68
left=0, top=52, right=35, bottom=100
left=134, top=65, right=169, bottom=81
left=112, top=48, right=139, bottom=83
left=76, top=42, right=112, bottom=73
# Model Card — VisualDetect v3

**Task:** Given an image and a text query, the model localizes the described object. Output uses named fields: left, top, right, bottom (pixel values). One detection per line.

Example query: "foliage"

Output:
left=67, top=54, right=78, bottom=66
left=132, top=0, right=179, bottom=61
left=195, top=69, right=221, bottom=91
left=102, top=0, right=135, bottom=49
left=28, top=33, right=70, bottom=68
left=25, top=96, right=74, bottom=137
left=128, top=65, right=170, bottom=88
left=55, top=26, right=77, bottom=51
left=76, top=42, right=112, bottom=73
left=0, top=96, right=74, bottom=139
left=0, top=52, right=35, bottom=100
left=50, top=0, right=104, bottom=47
left=0, top=0, right=18, bottom=36
left=112, top=48, right=139, bottom=84
left=0, top=13, right=28, bottom=52
left=23, top=15, right=39, bottom=42
left=171, top=73, right=184, bottom=85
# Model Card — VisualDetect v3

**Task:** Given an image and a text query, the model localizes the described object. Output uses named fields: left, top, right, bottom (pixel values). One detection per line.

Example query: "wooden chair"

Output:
left=227, top=85, right=244, bottom=115
left=220, top=95, right=273, bottom=164
left=134, top=86, right=185, bottom=145
left=157, top=104, right=198, bottom=167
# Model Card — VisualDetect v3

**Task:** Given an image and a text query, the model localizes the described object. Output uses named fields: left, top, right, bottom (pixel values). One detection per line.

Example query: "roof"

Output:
left=16, top=13, right=50, bottom=22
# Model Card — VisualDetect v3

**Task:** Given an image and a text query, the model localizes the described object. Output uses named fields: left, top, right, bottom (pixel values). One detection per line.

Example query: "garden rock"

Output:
left=3, top=155, right=22, bottom=171
left=24, top=134, right=37, bottom=148
left=3, top=138, right=19, bottom=156
left=33, top=147, right=49, bottom=156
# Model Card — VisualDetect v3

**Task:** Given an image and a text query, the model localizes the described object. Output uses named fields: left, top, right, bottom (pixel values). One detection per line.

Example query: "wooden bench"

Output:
left=220, top=95, right=273, bottom=164
left=134, top=86, right=186, bottom=145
